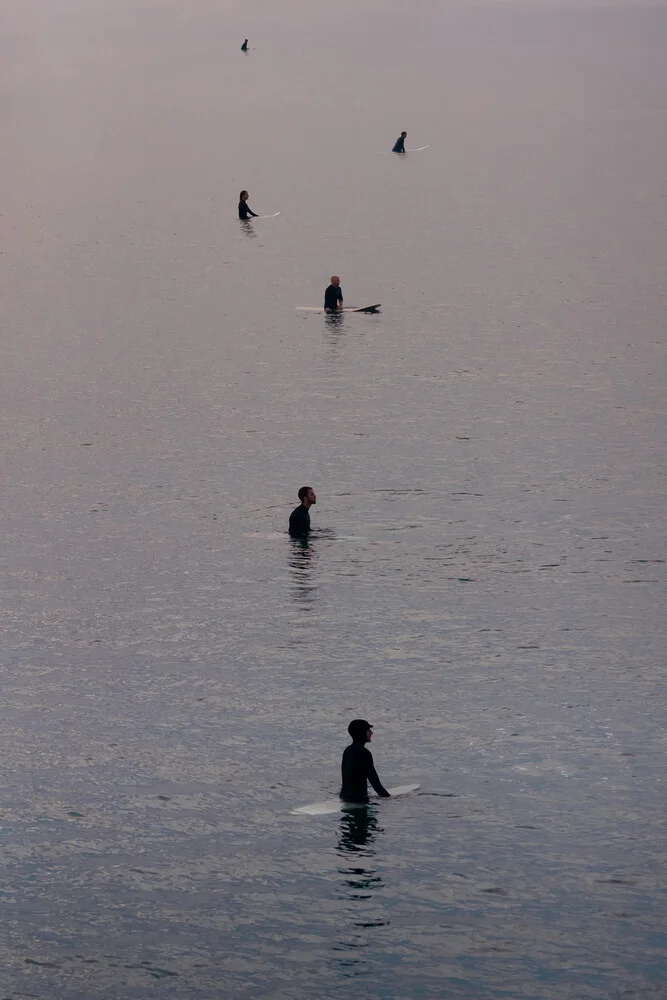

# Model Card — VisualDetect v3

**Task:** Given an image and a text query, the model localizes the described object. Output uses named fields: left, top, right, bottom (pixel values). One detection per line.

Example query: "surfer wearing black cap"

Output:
left=340, top=720, right=390, bottom=803
left=289, top=485, right=316, bottom=537
left=392, top=131, right=407, bottom=153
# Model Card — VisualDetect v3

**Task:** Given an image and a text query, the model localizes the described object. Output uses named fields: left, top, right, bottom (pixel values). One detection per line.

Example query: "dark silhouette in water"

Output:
left=340, top=720, right=390, bottom=803
left=392, top=131, right=407, bottom=153
left=289, top=485, right=316, bottom=537
left=238, top=190, right=258, bottom=220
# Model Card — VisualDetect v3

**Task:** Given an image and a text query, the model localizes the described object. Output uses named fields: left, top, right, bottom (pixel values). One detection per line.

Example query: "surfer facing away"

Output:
left=238, top=190, right=258, bottom=220
left=288, top=485, right=316, bottom=537
left=392, top=131, right=407, bottom=153
left=324, top=275, right=343, bottom=312
left=340, top=720, right=390, bottom=803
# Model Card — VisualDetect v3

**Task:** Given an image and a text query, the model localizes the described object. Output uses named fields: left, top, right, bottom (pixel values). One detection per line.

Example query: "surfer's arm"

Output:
left=365, top=750, right=390, bottom=797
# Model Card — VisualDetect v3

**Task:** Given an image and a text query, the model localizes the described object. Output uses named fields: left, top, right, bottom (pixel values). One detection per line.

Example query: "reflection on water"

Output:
left=339, top=806, right=379, bottom=846
left=323, top=312, right=346, bottom=362
left=288, top=537, right=317, bottom=609
left=2, top=0, right=665, bottom=994
left=333, top=811, right=387, bottom=976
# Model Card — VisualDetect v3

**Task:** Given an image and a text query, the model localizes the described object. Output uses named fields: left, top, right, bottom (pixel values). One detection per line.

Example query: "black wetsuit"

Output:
left=340, top=740, right=390, bottom=803
left=289, top=504, right=310, bottom=537
left=324, top=284, right=343, bottom=312
left=392, top=136, right=406, bottom=153
left=239, top=200, right=258, bottom=220
left=241, top=40, right=248, bottom=51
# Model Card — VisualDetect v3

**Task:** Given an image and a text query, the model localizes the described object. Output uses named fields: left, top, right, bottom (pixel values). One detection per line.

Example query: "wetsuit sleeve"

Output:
left=248, top=208, right=258, bottom=217
left=364, top=749, right=390, bottom=797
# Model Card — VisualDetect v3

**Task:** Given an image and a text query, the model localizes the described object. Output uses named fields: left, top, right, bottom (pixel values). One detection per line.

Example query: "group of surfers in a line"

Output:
left=238, top=37, right=396, bottom=804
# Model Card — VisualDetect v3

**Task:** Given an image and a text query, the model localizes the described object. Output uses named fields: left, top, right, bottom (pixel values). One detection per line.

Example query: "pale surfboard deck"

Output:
left=242, top=531, right=285, bottom=540
left=256, top=212, right=280, bottom=218
left=291, top=783, right=420, bottom=816
left=377, top=145, right=430, bottom=153
left=295, top=304, right=381, bottom=314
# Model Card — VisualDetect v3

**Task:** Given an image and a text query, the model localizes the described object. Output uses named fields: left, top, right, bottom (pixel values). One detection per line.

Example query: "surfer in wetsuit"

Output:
left=238, top=190, right=258, bottom=220
left=324, top=276, right=343, bottom=312
left=392, top=131, right=407, bottom=153
left=289, top=485, right=316, bottom=537
left=340, top=720, right=390, bottom=803
left=241, top=39, right=249, bottom=51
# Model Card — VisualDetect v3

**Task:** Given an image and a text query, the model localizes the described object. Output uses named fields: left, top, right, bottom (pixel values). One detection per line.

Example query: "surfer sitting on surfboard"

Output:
left=324, top=276, right=343, bottom=312
left=392, top=131, right=407, bottom=153
left=238, top=190, right=258, bottom=220
left=340, top=720, right=391, bottom=803
left=289, top=485, right=316, bottom=538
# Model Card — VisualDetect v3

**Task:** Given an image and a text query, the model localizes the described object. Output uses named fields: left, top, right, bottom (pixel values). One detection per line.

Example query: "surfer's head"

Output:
left=348, top=719, right=372, bottom=743
left=400, top=131, right=407, bottom=138
left=239, top=190, right=249, bottom=201
left=330, top=275, right=340, bottom=287
left=298, top=485, right=316, bottom=507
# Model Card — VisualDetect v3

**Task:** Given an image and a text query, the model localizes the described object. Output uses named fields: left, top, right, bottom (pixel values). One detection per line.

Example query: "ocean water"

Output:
left=1, top=0, right=665, bottom=997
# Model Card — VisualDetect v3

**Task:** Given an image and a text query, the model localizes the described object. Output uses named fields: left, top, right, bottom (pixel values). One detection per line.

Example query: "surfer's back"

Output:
left=340, top=741, right=372, bottom=802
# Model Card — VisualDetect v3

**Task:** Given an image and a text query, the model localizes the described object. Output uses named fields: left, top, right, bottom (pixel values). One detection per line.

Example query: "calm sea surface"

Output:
left=2, top=1, right=665, bottom=997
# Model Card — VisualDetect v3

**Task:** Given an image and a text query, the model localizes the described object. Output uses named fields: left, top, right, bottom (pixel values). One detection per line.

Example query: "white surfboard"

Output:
left=291, top=783, right=420, bottom=816
left=295, top=304, right=381, bottom=314
left=377, top=145, right=430, bottom=153
left=242, top=531, right=285, bottom=540
left=256, top=212, right=280, bottom=218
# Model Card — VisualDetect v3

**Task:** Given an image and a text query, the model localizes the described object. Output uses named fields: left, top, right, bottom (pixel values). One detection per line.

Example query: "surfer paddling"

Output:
left=288, top=485, right=316, bottom=538
left=238, top=190, right=258, bottom=220
left=340, top=720, right=390, bottom=803
left=392, top=131, right=407, bottom=153
left=324, top=275, right=343, bottom=312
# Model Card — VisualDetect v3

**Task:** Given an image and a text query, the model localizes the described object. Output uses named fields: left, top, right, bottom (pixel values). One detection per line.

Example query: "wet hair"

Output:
left=348, top=719, right=372, bottom=741
left=401, top=131, right=407, bottom=137
left=297, top=485, right=312, bottom=502
left=239, top=190, right=249, bottom=200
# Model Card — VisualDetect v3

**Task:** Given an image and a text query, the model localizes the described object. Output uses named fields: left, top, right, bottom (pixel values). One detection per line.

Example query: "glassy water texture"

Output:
left=1, top=1, right=665, bottom=997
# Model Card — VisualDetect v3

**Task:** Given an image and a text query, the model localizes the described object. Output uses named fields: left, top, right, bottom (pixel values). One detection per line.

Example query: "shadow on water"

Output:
left=288, top=537, right=318, bottom=610
left=332, top=810, right=387, bottom=977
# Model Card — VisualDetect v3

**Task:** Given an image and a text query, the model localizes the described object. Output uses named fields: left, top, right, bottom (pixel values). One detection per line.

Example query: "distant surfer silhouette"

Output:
left=392, top=131, right=407, bottom=153
left=324, top=275, right=343, bottom=312
left=238, top=190, right=258, bottom=220
left=288, top=485, right=316, bottom=537
left=340, top=720, right=390, bottom=803
left=241, top=39, right=248, bottom=51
